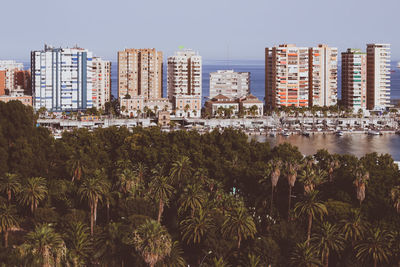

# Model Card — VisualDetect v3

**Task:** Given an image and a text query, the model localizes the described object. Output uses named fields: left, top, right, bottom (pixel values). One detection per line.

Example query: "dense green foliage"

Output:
left=0, top=101, right=400, bottom=267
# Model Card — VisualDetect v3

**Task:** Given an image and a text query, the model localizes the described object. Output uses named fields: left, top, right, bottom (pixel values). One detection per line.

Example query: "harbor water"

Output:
left=250, top=133, right=400, bottom=161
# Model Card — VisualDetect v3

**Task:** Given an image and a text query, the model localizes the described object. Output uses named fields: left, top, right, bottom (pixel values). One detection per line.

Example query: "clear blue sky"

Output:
left=2, top=0, right=400, bottom=61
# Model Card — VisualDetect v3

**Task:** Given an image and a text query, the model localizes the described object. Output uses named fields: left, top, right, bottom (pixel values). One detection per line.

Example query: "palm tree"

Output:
left=179, top=183, right=206, bottom=216
left=287, top=163, right=299, bottom=220
left=117, top=167, right=138, bottom=195
left=170, top=156, right=192, bottom=185
left=212, top=257, right=231, bottom=267
left=263, top=159, right=281, bottom=214
left=353, top=164, right=369, bottom=205
left=327, top=158, right=339, bottom=182
left=180, top=209, right=214, bottom=245
left=24, top=224, right=65, bottom=267
left=143, top=106, right=150, bottom=118
left=94, top=222, right=126, bottom=266
left=148, top=171, right=173, bottom=223
left=131, top=219, right=172, bottom=267
left=78, top=171, right=109, bottom=235
left=290, top=241, right=321, bottom=267
left=294, top=190, right=327, bottom=243
left=340, top=208, right=368, bottom=245
left=19, top=177, right=48, bottom=214
left=355, top=228, right=391, bottom=267
left=161, top=240, right=186, bottom=267
left=0, top=203, right=19, bottom=248
left=388, top=230, right=400, bottom=267
left=298, top=166, right=327, bottom=194
left=222, top=206, right=257, bottom=249
left=249, top=105, right=258, bottom=117
left=0, top=173, right=21, bottom=203
left=391, top=185, right=400, bottom=213
left=311, top=222, right=345, bottom=267
left=247, top=253, right=262, bottom=267
left=64, top=221, right=92, bottom=266
left=184, top=104, right=190, bottom=115
left=134, top=162, right=147, bottom=185
left=67, top=149, right=85, bottom=182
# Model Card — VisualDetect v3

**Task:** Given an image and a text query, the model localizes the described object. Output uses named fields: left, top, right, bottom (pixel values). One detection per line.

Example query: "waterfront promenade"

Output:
left=37, top=114, right=399, bottom=136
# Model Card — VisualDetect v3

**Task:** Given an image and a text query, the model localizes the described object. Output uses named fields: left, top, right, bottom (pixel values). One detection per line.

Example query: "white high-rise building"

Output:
left=209, top=70, right=250, bottom=99
left=31, top=45, right=93, bottom=111
left=92, top=57, right=111, bottom=110
left=366, top=44, right=391, bottom=110
left=167, top=49, right=202, bottom=118
left=309, top=44, right=338, bottom=107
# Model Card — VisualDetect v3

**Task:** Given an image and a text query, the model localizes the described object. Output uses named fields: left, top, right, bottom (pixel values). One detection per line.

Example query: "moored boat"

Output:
left=368, top=130, right=381, bottom=136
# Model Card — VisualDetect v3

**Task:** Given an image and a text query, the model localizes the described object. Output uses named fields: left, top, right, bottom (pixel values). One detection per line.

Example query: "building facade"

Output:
left=167, top=49, right=202, bottom=118
left=341, top=49, right=367, bottom=110
left=239, top=94, right=264, bottom=117
left=0, top=60, right=30, bottom=95
left=92, top=57, right=111, bottom=110
left=0, top=94, right=32, bottom=106
left=209, top=70, right=250, bottom=99
left=0, top=71, right=5, bottom=95
left=205, top=95, right=239, bottom=117
left=120, top=97, right=172, bottom=118
left=265, top=44, right=310, bottom=109
left=118, top=48, right=163, bottom=100
left=366, top=44, right=391, bottom=110
left=309, top=44, right=338, bottom=107
left=31, top=45, right=93, bottom=111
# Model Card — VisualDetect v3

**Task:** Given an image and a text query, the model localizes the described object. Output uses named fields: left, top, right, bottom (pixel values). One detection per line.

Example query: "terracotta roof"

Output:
left=212, top=94, right=231, bottom=100
left=241, top=94, right=263, bottom=103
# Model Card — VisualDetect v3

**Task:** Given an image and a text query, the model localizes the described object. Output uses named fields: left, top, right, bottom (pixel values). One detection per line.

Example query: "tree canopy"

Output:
left=0, top=101, right=399, bottom=266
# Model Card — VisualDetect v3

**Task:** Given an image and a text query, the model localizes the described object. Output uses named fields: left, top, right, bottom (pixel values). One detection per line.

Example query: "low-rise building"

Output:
left=205, top=94, right=240, bottom=117
left=120, top=96, right=144, bottom=117
left=120, top=97, right=172, bottom=118
left=0, top=93, right=33, bottom=106
left=158, top=110, right=171, bottom=127
left=239, top=94, right=264, bottom=117
left=174, top=95, right=201, bottom=118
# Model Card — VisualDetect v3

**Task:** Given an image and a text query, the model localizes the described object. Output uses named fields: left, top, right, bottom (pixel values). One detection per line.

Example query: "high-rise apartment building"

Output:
left=309, top=45, right=338, bottom=106
left=0, top=60, right=31, bottom=95
left=92, top=57, right=111, bottom=110
left=341, top=49, right=367, bottom=110
left=265, top=44, right=309, bottom=109
left=118, top=48, right=163, bottom=99
left=31, top=45, right=93, bottom=111
left=167, top=49, right=202, bottom=117
left=209, top=70, right=250, bottom=99
left=366, top=44, right=391, bottom=110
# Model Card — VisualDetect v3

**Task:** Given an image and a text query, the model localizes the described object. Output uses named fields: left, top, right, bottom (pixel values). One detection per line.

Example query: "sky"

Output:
left=2, top=0, right=400, bottom=62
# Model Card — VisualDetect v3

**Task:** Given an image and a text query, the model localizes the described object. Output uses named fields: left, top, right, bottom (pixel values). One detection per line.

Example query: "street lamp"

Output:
left=199, top=250, right=212, bottom=266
